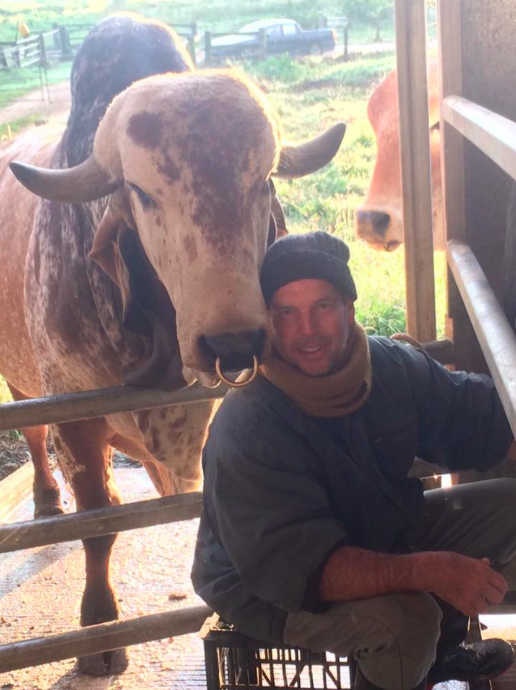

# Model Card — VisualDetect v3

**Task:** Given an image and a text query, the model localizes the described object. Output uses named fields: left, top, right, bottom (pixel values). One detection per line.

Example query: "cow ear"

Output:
left=116, top=228, right=155, bottom=336
left=271, top=195, right=288, bottom=239
left=88, top=190, right=135, bottom=283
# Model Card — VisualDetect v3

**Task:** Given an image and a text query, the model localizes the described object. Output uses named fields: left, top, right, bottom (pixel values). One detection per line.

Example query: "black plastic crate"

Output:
left=201, top=615, right=355, bottom=690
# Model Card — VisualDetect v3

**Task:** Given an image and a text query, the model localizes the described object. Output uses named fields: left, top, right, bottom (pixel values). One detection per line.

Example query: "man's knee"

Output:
left=357, top=593, right=442, bottom=690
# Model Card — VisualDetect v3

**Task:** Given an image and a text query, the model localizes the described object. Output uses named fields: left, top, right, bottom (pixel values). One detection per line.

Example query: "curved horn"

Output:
left=10, top=155, right=120, bottom=203
left=276, top=123, right=346, bottom=179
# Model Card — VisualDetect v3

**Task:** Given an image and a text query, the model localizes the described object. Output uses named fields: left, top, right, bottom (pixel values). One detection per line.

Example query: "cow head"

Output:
left=355, top=62, right=443, bottom=251
left=11, top=70, right=345, bottom=387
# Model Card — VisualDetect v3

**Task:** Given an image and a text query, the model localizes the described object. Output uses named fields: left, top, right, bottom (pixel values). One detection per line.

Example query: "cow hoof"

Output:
left=78, top=648, right=129, bottom=676
left=34, top=485, right=65, bottom=519
left=34, top=497, right=65, bottom=519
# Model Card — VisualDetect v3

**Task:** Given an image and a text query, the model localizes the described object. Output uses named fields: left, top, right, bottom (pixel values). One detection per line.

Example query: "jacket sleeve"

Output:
left=205, top=402, right=347, bottom=614
left=397, top=342, right=513, bottom=471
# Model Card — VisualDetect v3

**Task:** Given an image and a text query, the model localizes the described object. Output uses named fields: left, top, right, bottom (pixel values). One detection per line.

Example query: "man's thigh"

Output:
left=417, top=478, right=516, bottom=565
left=283, top=593, right=441, bottom=690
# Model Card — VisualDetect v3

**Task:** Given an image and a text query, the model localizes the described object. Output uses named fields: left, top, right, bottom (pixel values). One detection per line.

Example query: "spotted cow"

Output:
left=0, top=14, right=345, bottom=675
left=355, top=62, right=443, bottom=251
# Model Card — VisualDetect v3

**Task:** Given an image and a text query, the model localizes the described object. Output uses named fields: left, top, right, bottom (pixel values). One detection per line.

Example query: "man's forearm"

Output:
left=318, top=546, right=507, bottom=618
left=318, top=546, right=435, bottom=602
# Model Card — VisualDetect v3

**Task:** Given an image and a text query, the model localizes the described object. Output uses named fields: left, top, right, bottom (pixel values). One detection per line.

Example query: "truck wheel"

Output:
left=309, top=42, right=323, bottom=56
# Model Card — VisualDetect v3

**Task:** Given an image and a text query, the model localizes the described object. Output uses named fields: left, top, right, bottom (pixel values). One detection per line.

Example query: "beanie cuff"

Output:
left=261, top=249, right=357, bottom=306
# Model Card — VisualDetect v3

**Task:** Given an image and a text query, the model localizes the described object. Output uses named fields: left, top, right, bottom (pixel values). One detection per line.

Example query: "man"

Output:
left=192, top=232, right=516, bottom=689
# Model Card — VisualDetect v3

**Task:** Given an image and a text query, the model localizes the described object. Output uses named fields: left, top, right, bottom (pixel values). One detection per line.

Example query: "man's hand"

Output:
left=417, top=552, right=508, bottom=617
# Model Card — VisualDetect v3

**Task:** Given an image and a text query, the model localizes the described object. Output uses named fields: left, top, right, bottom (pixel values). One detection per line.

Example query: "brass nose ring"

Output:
left=215, top=355, right=259, bottom=388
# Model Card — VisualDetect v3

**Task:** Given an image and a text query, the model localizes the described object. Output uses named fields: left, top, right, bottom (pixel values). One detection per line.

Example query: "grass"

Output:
left=0, top=48, right=447, bottom=403
left=0, top=0, right=395, bottom=40
left=0, top=62, right=71, bottom=108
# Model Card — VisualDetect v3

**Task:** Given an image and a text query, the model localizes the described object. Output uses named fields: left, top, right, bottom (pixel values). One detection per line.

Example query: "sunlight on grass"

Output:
left=0, top=377, right=12, bottom=405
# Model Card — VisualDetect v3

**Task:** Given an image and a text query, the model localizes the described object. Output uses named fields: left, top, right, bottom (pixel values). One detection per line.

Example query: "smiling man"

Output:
left=192, top=232, right=516, bottom=690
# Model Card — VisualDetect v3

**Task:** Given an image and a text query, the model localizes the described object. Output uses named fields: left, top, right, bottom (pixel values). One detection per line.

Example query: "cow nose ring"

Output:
left=215, top=356, right=259, bottom=388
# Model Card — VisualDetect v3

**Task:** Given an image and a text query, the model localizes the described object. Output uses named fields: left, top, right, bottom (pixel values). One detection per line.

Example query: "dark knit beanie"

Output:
left=260, top=232, right=357, bottom=306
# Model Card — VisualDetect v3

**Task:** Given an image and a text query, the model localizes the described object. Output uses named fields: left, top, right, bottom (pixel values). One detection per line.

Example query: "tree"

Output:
left=344, top=0, right=393, bottom=42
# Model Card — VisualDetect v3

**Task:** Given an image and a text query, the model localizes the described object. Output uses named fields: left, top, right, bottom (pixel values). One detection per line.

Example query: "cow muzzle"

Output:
left=355, top=209, right=401, bottom=252
left=200, top=329, right=266, bottom=374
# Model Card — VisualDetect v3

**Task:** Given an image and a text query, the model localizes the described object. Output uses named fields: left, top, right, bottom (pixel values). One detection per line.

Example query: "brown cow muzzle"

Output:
left=200, top=329, right=266, bottom=373
left=356, top=210, right=391, bottom=238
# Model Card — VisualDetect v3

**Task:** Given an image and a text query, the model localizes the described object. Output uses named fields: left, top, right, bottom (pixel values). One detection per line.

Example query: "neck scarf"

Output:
left=260, top=322, right=371, bottom=418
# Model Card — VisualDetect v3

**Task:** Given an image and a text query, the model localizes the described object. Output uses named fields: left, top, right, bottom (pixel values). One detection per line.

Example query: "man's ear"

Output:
left=348, top=301, right=356, bottom=324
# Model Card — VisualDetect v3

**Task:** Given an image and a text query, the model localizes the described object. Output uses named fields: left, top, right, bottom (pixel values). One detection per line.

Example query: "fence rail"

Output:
left=442, top=96, right=516, bottom=182
left=0, top=491, right=203, bottom=553
left=0, top=382, right=227, bottom=433
left=0, top=604, right=211, bottom=673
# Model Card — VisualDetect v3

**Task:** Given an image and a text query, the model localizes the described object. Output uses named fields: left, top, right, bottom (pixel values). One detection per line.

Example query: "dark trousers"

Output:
left=283, top=479, right=516, bottom=690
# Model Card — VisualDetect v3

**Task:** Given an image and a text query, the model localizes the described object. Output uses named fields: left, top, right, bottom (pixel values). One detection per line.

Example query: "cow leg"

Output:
left=52, top=418, right=128, bottom=676
left=7, top=383, right=64, bottom=518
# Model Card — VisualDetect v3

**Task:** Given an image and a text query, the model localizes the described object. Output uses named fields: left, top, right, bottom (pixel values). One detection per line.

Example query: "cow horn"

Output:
left=10, top=156, right=120, bottom=203
left=276, top=123, right=346, bottom=179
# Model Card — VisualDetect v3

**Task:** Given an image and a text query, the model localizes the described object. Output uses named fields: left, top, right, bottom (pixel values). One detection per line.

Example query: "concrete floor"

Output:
left=0, top=466, right=515, bottom=689
left=0, top=467, right=208, bottom=689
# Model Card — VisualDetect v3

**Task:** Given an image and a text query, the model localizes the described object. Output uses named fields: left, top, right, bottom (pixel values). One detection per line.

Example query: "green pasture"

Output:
left=0, top=47, right=447, bottom=405
left=0, top=0, right=395, bottom=40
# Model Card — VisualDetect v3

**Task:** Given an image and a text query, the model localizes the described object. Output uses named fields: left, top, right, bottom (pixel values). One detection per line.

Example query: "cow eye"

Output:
left=128, top=183, right=156, bottom=210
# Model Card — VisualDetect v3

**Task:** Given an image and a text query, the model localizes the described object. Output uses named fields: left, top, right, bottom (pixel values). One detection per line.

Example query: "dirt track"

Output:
left=0, top=79, right=70, bottom=128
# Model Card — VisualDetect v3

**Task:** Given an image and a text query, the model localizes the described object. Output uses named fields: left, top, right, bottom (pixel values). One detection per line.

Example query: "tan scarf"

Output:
left=260, top=322, right=372, bottom=418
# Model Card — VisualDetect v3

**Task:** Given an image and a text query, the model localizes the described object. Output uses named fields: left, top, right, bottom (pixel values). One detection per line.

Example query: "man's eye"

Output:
left=129, top=183, right=156, bottom=209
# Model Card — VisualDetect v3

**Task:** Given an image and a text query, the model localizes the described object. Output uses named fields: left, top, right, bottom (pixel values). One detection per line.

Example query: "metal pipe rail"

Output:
left=0, top=382, right=227, bottom=433
left=0, top=604, right=212, bottom=673
left=447, top=240, right=516, bottom=436
left=442, top=96, right=516, bottom=183
left=0, top=492, right=202, bottom=553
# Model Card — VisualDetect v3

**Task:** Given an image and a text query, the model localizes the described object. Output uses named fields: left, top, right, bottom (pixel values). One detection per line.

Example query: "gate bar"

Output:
left=0, top=604, right=212, bottom=673
left=0, top=492, right=202, bottom=553
left=448, top=240, right=516, bottom=436
left=442, top=96, right=516, bottom=183
left=0, top=382, right=227, bottom=433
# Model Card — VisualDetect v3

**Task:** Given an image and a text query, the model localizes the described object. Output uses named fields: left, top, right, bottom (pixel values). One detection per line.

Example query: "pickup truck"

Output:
left=209, top=18, right=336, bottom=60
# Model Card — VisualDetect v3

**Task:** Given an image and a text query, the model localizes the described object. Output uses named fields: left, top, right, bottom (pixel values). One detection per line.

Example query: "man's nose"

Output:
left=298, top=311, right=317, bottom=335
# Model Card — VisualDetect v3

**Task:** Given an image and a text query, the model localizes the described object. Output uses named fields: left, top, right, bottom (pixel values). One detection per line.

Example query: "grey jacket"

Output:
left=191, top=337, right=512, bottom=643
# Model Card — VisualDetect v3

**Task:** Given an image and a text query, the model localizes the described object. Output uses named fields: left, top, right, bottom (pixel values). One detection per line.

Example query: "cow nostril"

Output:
left=356, top=210, right=391, bottom=237
left=200, top=329, right=266, bottom=372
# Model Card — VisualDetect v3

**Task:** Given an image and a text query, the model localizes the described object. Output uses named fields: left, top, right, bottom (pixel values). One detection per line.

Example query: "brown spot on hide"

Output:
left=158, top=153, right=180, bottom=183
left=127, top=112, right=164, bottom=150
left=138, top=411, right=151, bottom=433
left=155, top=215, right=162, bottom=227
left=151, top=428, right=161, bottom=454
left=183, top=235, right=198, bottom=263
left=180, top=100, right=270, bottom=251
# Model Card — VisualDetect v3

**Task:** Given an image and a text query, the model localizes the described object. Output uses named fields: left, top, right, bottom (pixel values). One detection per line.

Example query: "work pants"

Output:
left=282, top=478, right=516, bottom=690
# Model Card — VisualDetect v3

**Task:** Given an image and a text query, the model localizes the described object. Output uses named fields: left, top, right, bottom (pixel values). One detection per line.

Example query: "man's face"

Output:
left=270, top=278, right=355, bottom=376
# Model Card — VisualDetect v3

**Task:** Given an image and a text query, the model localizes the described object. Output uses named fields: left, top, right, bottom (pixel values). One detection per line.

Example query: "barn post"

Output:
left=394, top=0, right=436, bottom=342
